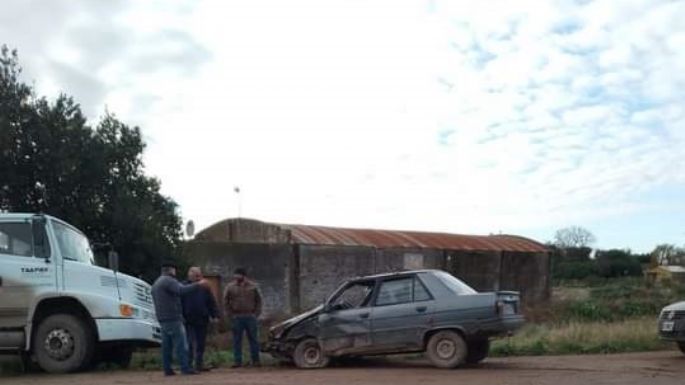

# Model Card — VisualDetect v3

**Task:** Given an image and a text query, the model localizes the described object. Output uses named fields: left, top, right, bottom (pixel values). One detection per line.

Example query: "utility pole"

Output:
left=234, top=186, right=242, bottom=218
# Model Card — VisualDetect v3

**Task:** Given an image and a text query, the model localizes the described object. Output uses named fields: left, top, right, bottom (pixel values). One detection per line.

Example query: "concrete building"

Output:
left=183, top=218, right=550, bottom=319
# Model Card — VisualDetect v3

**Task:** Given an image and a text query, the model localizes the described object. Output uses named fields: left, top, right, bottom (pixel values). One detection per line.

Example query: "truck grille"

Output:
left=660, top=310, right=685, bottom=320
left=134, top=283, right=153, bottom=306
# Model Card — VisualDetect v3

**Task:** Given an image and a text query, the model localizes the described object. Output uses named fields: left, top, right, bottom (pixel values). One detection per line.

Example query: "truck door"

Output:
left=0, top=218, right=54, bottom=329
left=50, top=219, right=118, bottom=301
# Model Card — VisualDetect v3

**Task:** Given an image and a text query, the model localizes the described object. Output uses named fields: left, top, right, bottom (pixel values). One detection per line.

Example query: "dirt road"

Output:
left=6, top=351, right=684, bottom=385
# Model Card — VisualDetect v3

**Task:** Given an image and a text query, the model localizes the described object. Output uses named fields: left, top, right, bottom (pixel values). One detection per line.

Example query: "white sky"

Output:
left=2, top=0, right=685, bottom=251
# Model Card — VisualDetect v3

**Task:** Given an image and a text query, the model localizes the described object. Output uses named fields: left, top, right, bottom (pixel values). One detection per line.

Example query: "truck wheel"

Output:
left=465, top=339, right=490, bottom=364
left=32, top=314, right=95, bottom=373
left=678, top=342, right=685, bottom=355
left=426, top=330, right=467, bottom=369
left=293, top=338, right=330, bottom=369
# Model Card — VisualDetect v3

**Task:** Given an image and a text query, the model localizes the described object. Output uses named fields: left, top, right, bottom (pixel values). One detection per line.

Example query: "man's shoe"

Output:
left=231, top=363, right=242, bottom=369
left=181, top=370, right=199, bottom=375
left=164, top=371, right=176, bottom=376
left=248, top=362, right=261, bottom=368
left=198, top=367, right=211, bottom=372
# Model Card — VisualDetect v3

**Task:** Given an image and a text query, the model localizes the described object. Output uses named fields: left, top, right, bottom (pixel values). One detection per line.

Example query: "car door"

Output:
left=0, top=219, right=54, bottom=328
left=369, top=275, right=436, bottom=351
left=318, top=280, right=376, bottom=355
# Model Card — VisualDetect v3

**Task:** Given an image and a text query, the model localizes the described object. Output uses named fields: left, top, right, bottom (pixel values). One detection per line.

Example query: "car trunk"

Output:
left=495, top=291, right=521, bottom=316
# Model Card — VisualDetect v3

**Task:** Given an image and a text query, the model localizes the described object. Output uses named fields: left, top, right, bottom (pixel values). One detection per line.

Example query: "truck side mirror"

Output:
left=32, top=216, right=50, bottom=260
left=108, top=251, right=119, bottom=272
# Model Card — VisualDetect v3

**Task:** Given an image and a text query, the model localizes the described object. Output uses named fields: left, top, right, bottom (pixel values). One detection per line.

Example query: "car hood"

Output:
left=662, top=301, right=685, bottom=312
left=272, top=305, right=324, bottom=331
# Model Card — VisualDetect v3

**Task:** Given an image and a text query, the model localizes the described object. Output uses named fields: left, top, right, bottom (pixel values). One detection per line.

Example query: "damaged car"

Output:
left=263, top=269, right=524, bottom=369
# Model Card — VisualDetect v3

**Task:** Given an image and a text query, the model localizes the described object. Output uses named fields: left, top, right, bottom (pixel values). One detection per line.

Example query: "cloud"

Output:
left=1, top=0, right=683, bottom=251
left=427, top=0, right=685, bottom=233
left=0, top=0, right=209, bottom=118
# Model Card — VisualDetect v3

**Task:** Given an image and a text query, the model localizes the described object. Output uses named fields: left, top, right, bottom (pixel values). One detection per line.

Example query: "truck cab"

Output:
left=0, top=213, right=161, bottom=373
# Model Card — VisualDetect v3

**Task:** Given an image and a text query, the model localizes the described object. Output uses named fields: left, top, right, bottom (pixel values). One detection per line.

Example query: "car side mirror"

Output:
left=32, top=216, right=50, bottom=261
left=108, top=251, right=119, bottom=272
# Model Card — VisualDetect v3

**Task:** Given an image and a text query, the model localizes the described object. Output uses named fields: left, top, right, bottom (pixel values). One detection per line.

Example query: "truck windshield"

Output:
left=434, top=271, right=477, bottom=295
left=52, top=220, right=94, bottom=265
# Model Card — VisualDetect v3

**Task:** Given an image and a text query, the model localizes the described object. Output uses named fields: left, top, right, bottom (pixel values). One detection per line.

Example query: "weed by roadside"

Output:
left=491, top=317, right=670, bottom=356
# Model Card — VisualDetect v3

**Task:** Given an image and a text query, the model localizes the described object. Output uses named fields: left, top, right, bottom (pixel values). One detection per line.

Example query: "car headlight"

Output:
left=270, top=324, right=286, bottom=339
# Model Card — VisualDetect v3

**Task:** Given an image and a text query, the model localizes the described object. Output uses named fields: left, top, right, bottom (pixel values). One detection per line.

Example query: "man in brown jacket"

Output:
left=223, top=267, right=262, bottom=367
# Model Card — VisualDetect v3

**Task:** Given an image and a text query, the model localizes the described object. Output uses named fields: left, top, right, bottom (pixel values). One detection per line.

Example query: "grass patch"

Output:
left=0, top=357, right=23, bottom=376
left=492, top=317, right=670, bottom=356
left=130, top=348, right=257, bottom=370
left=534, top=277, right=685, bottom=323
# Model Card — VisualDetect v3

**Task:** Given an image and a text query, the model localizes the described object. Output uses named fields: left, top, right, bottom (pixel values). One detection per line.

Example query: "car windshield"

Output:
left=434, top=271, right=477, bottom=295
left=330, top=281, right=375, bottom=309
left=52, top=220, right=94, bottom=265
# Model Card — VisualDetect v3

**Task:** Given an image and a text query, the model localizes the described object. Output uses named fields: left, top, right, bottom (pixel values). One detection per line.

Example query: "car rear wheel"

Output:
left=465, top=339, right=490, bottom=364
left=426, top=330, right=467, bottom=369
left=678, top=342, right=685, bottom=355
left=293, top=338, right=330, bottom=369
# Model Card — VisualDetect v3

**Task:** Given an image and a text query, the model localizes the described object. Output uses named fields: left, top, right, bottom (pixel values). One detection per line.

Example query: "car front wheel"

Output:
left=426, top=330, right=467, bottom=369
left=293, top=338, right=330, bottom=369
left=678, top=341, right=685, bottom=355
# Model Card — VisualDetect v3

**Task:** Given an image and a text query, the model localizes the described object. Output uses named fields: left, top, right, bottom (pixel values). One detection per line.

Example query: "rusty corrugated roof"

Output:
left=196, top=218, right=548, bottom=253
left=280, top=224, right=547, bottom=253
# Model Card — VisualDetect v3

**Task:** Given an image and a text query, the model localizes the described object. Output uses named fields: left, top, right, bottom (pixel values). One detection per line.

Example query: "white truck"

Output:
left=0, top=213, right=161, bottom=373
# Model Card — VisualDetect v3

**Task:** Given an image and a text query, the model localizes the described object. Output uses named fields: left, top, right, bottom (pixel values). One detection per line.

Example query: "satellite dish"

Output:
left=186, top=220, right=195, bottom=238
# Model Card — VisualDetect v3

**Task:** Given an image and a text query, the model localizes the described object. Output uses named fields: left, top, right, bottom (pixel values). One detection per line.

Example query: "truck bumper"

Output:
left=95, top=318, right=162, bottom=346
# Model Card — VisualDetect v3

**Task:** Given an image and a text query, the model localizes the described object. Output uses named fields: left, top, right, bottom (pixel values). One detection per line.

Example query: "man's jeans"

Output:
left=185, top=322, right=208, bottom=370
left=232, top=315, right=260, bottom=365
left=160, top=320, right=192, bottom=374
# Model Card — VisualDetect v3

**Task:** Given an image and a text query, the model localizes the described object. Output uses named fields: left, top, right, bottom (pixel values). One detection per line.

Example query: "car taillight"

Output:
left=495, top=300, right=504, bottom=316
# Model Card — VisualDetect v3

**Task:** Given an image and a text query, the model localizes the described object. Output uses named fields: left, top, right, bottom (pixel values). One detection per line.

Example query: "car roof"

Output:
left=349, top=269, right=441, bottom=282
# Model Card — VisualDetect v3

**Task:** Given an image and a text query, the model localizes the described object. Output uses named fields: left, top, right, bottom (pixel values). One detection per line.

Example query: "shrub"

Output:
left=595, top=249, right=643, bottom=278
left=553, top=260, right=599, bottom=281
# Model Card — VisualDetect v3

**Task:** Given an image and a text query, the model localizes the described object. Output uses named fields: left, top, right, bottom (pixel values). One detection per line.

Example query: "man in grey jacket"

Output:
left=152, top=261, right=208, bottom=376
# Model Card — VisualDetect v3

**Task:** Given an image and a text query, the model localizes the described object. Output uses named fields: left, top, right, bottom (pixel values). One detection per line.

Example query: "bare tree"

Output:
left=553, top=226, right=597, bottom=248
left=651, top=244, right=685, bottom=266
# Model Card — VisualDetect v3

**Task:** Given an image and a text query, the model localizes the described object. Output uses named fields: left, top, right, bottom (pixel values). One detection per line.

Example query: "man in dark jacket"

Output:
left=182, top=266, right=218, bottom=372
left=151, top=262, right=208, bottom=376
left=223, top=267, right=262, bottom=368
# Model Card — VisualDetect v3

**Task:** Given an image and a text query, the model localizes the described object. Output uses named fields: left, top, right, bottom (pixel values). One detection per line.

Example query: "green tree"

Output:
left=0, top=45, right=181, bottom=281
left=594, top=249, right=643, bottom=278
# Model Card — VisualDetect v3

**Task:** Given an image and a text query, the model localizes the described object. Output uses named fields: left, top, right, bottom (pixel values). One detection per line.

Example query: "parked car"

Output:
left=263, top=269, right=524, bottom=369
left=658, top=301, right=685, bottom=354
